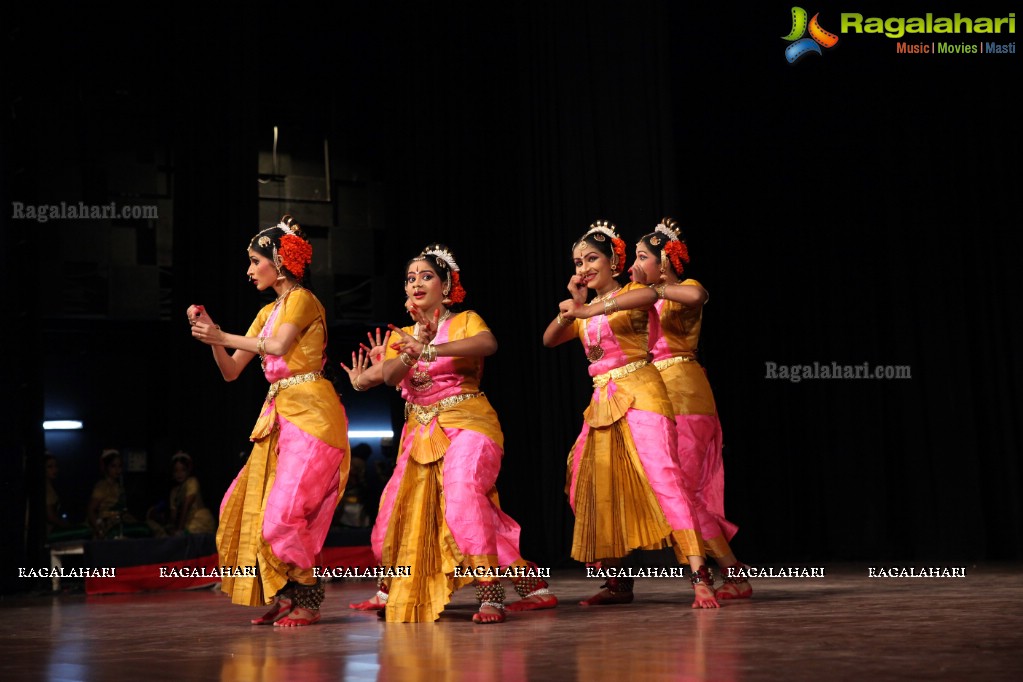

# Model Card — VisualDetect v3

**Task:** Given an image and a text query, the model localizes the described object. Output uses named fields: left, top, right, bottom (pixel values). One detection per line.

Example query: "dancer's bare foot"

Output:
left=505, top=592, right=558, bottom=612
left=274, top=606, right=321, bottom=626
left=579, top=578, right=634, bottom=606
left=349, top=593, right=386, bottom=611
left=716, top=581, right=752, bottom=599
left=691, top=582, right=720, bottom=609
left=250, top=596, right=293, bottom=625
left=472, top=604, right=506, bottom=624
left=717, top=564, right=753, bottom=600
left=690, top=566, right=720, bottom=609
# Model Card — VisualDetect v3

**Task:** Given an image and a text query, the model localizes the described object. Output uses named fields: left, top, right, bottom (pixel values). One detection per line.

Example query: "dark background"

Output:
left=4, top=2, right=1020, bottom=591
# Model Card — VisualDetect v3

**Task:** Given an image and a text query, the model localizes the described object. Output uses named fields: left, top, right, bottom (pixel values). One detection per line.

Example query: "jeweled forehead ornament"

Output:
left=583, top=220, right=618, bottom=242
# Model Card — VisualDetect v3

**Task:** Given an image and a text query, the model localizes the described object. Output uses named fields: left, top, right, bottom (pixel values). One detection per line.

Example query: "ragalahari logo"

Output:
left=783, top=7, right=839, bottom=63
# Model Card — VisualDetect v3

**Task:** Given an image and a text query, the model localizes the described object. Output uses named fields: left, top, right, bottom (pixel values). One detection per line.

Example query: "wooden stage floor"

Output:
left=2, top=563, right=1021, bottom=681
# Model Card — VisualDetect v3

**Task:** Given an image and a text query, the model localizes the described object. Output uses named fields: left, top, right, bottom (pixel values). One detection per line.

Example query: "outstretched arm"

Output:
left=658, top=282, right=708, bottom=307
left=341, top=346, right=385, bottom=392
left=188, top=304, right=300, bottom=382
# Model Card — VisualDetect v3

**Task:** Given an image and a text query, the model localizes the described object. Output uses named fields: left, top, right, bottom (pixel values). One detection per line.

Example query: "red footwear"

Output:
left=274, top=609, right=321, bottom=627
left=250, top=597, right=293, bottom=625
left=717, top=563, right=753, bottom=600
left=579, top=578, right=634, bottom=606
left=505, top=593, right=558, bottom=612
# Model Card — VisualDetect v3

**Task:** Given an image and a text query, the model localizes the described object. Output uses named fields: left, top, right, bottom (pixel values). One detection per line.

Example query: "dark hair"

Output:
left=572, top=220, right=626, bottom=275
left=248, top=214, right=312, bottom=284
left=639, top=217, right=690, bottom=278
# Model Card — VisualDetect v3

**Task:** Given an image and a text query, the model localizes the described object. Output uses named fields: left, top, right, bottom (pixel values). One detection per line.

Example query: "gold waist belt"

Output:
left=405, top=392, right=484, bottom=426
left=653, top=355, right=698, bottom=371
left=592, top=360, right=649, bottom=388
left=266, top=371, right=324, bottom=400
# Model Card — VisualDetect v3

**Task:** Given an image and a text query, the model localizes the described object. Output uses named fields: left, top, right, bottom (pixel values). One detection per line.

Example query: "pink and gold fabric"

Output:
left=649, top=278, right=737, bottom=556
left=217, top=289, right=349, bottom=607
left=372, top=311, right=526, bottom=622
left=566, top=281, right=705, bottom=563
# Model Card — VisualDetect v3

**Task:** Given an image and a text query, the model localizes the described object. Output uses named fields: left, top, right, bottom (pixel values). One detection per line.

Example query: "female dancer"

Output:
left=188, top=215, right=349, bottom=626
left=631, top=218, right=750, bottom=599
left=544, top=220, right=719, bottom=609
left=343, top=244, right=554, bottom=623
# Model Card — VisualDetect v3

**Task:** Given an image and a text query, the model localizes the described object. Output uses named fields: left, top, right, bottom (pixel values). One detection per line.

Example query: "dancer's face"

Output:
left=405, top=260, right=443, bottom=310
left=172, top=461, right=189, bottom=484
left=247, top=248, right=278, bottom=291
left=573, top=242, right=615, bottom=292
left=105, top=457, right=123, bottom=480
left=630, top=243, right=660, bottom=284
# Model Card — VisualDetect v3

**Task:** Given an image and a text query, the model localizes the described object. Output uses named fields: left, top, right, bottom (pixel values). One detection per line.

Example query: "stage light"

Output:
left=43, top=420, right=84, bottom=430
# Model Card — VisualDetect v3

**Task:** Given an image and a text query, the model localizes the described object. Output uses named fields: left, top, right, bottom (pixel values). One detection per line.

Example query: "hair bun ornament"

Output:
left=583, top=219, right=620, bottom=243
left=277, top=214, right=303, bottom=238
left=654, top=218, right=681, bottom=242
left=420, top=244, right=460, bottom=273
left=655, top=217, right=689, bottom=276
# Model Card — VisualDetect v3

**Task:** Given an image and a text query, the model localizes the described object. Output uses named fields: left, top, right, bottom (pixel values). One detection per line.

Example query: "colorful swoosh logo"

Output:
left=783, top=7, right=839, bottom=64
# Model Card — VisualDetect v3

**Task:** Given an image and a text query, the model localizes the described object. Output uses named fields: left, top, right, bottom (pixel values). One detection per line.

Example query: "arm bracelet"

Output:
left=420, top=344, right=438, bottom=363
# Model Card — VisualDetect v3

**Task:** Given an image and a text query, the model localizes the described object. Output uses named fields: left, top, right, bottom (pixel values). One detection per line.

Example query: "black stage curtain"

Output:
left=8, top=2, right=1020, bottom=585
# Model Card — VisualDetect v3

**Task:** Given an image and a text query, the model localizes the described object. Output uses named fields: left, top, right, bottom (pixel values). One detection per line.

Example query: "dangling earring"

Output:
left=610, top=253, right=620, bottom=274
left=442, top=273, right=453, bottom=306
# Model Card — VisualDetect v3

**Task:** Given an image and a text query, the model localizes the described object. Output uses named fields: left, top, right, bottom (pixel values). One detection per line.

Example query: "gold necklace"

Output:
left=410, top=309, right=453, bottom=392
left=275, top=285, right=301, bottom=303
left=583, top=289, right=620, bottom=362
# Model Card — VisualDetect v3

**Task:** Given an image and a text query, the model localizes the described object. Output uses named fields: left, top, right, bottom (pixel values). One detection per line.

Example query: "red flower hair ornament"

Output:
left=278, top=233, right=313, bottom=280
left=654, top=220, right=690, bottom=276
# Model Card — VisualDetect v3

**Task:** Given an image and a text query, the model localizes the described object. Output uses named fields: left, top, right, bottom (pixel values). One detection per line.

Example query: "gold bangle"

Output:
left=399, top=352, right=416, bottom=367
left=655, top=285, right=666, bottom=300
left=421, top=344, right=437, bottom=363
left=352, top=376, right=366, bottom=391
left=556, top=313, right=572, bottom=326
left=603, top=298, right=619, bottom=315
left=256, top=338, right=267, bottom=357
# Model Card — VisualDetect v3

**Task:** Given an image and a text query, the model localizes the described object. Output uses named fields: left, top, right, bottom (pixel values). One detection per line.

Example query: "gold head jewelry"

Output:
left=583, top=219, right=619, bottom=242
left=420, top=245, right=460, bottom=272
left=654, top=219, right=680, bottom=242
